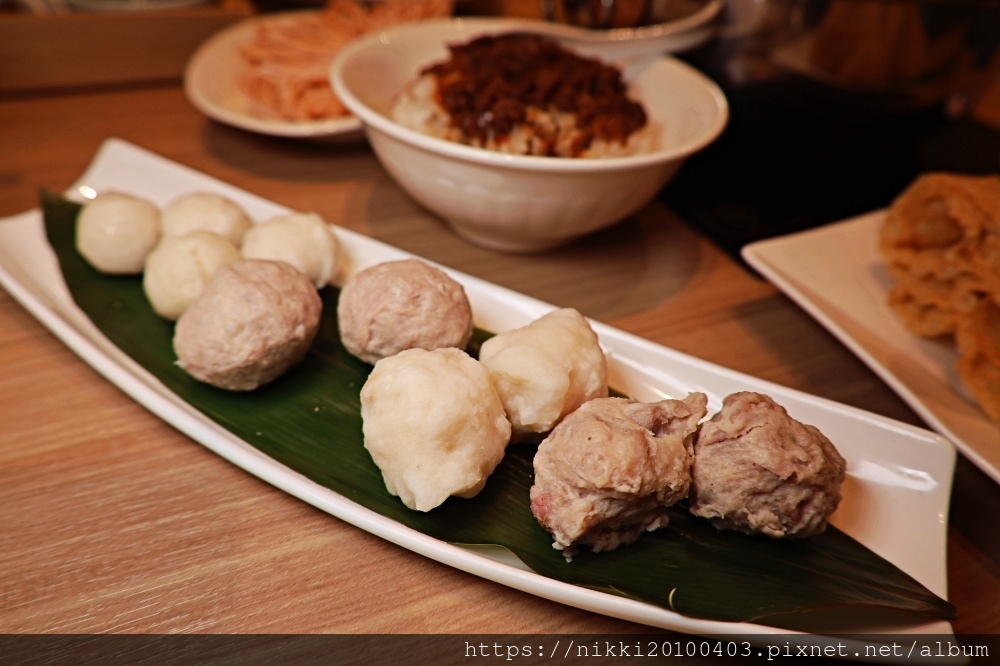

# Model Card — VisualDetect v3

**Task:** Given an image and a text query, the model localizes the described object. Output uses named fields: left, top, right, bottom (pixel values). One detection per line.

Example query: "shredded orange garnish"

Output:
left=238, top=0, right=453, bottom=121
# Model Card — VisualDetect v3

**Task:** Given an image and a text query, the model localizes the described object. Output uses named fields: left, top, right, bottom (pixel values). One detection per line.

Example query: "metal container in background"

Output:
left=542, top=0, right=998, bottom=113
left=540, top=0, right=719, bottom=29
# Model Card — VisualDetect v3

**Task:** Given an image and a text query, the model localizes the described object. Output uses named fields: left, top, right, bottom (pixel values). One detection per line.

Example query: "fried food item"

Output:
left=479, top=308, right=608, bottom=439
left=530, top=393, right=707, bottom=555
left=880, top=172, right=1000, bottom=423
left=880, top=172, right=1000, bottom=335
left=884, top=267, right=987, bottom=338
left=360, top=347, right=511, bottom=511
left=173, top=259, right=322, bottom=391
left=955, top=296, right=1000, bottom=424
left=336, top=259, right=473, bottom=365
left=689, top=392, right=846, bottom=538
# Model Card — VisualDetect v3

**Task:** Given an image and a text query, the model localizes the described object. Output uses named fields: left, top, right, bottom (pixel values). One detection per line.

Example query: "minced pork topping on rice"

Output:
left=390, top=33, right=656, bottom=158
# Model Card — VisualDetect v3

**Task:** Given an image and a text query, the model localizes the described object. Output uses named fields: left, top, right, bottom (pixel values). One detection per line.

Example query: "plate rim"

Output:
left=0, top=137, right=957, bottom=644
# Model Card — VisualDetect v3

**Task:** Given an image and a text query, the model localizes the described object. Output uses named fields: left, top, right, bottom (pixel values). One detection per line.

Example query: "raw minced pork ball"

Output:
left=360, top=347, right=512, bottom=512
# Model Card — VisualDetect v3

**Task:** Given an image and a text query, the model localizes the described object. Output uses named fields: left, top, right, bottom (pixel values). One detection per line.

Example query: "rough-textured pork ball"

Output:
left=337, top=259, right=473, bottom=364
left=360, top=347, right=511, bottom=511
left=76, top=191, right=161, bottom=274
left=173, top=259, right=322, bottom=391
left=689, top=392, right=846, bottom=538
left=530, top=393, right=708, bottom=555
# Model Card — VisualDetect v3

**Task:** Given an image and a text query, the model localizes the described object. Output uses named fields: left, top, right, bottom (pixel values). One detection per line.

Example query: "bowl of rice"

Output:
left=330, top=17, right=728, bottom=252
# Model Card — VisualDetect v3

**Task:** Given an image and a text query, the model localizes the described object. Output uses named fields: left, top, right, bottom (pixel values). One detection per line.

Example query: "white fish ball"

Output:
left=241, top=212, right=342, bottom=288
left=361, top=347, right=512, bottom=512
left=478, top=308, right=608, bottom=438
left=160, top=192, right=252, bottom=246
left=75, top=191, right=161, bottom=274
left=143, top=231, right=241, bottom=320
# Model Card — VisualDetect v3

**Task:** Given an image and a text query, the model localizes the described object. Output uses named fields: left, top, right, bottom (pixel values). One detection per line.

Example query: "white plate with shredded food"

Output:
left=743, top=214, right=1000, bottom=486
left=0, top=139, right=959, bottom=652
left=70, top=0, right=208, bottom=9
left=184, top=11, right=365, bottom=141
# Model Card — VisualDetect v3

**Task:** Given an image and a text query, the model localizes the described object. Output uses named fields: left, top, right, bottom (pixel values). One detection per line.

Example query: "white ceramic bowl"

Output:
left=331, top=18, right=729, bottom=252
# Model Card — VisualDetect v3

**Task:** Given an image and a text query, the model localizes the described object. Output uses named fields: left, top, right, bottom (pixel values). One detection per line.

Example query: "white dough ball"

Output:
left=361, top=347, right=512, bottom=512
left=241, top=212, right=342, bottom=288
left=160, top=192, right=252, bottom=246
left=143, top=231, right=241, bottom=320
left=76, top=191, right=161, bottom=274
left=478, top=308, right=608, bottom=438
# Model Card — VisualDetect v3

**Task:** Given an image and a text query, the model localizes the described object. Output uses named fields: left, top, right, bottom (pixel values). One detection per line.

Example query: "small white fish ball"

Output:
left=361, top=347, right=512, bottom=512
left=143, top=231, right=241, bottom=320
left=160, top=192, right=252, bottom=246
left=241, top=212, right=342, bottom=288
left=75, top=191, right=161, bottom=274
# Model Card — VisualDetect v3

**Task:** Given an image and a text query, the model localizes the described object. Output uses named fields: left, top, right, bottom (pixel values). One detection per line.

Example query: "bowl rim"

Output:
left=330, top=17, right=729, bottom=174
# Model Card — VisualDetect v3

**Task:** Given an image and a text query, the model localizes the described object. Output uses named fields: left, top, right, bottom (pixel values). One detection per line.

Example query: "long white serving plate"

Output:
left=0, top=139, right=958, bottom=655
left=743, top=214, right=1000, bottom=486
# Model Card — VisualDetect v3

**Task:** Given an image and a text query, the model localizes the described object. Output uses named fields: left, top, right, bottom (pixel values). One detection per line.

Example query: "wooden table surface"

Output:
left=1, top=2, right=998, bottom=654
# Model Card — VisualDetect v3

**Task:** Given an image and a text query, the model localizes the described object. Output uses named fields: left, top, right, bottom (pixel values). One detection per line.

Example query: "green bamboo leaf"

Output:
left=42, top=191, right=955, bottom=629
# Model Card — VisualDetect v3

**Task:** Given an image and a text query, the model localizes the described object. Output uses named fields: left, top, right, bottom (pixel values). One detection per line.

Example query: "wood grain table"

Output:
left=0, top=3, right=997, bottom=657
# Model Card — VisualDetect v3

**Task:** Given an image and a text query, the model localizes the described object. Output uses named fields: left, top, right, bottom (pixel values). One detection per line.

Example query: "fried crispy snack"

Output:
left=880, top=172, right=1000, bottom=337
left=955, top=297, right=1000, bottom=424
left=880, top=172, right=1000, bottom=424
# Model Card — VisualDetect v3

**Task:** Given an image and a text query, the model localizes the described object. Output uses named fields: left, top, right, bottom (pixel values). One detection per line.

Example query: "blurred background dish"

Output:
left=184, top=11, right=365, bottom=141
left=331, top=17, right=727, bottom=252
left=182, top=0, right=722, bottom=140
left=184, top=0, right=454, bottom=141
left=506, top=0, right=724, bottom=62
left=68, top=0, right=209, bottom=9
left=539, top=0, right=720, bottom=30
left=658, top=0, right=1000, bottom=257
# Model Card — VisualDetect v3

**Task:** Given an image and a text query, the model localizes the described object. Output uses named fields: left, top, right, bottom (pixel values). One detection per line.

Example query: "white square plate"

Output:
left=744, top=214, right=1000, bottom=486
